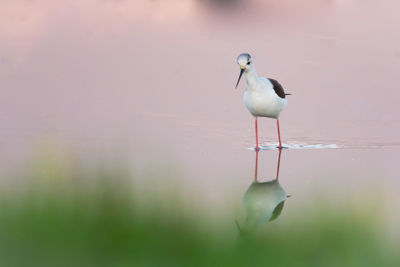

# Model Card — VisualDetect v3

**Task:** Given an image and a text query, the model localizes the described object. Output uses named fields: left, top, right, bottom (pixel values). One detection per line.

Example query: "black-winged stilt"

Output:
left=235, top=53, right=290, bottom=150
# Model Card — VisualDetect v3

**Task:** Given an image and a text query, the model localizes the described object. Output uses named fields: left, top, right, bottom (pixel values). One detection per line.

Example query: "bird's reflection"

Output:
left=236, top=149, right=289, bottom=235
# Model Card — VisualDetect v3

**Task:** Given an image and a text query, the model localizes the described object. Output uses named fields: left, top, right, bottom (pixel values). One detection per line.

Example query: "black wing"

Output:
left=267, top=78, right=289, bottom=99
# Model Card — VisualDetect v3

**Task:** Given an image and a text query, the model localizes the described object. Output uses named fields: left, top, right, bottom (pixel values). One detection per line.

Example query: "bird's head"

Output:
left=235, top=53, right=253, bottom=88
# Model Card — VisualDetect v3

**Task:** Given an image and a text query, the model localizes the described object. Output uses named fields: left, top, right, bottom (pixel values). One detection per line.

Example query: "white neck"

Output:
left=244, top=65, right=260, bottom=89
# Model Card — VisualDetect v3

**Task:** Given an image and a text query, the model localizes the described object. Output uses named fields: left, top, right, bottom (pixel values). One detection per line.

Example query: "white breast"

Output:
left=243, top=79, right=287, bottom=118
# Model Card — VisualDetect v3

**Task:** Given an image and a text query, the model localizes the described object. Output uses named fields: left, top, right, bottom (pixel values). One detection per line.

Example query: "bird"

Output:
left=235, top=53, right=290, bottom=150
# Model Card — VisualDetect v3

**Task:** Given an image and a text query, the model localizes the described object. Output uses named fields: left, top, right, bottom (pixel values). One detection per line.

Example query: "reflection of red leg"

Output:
left=277, top=119, right=282, bottom=148
left=276, top=148, right=282, bottom=180
left=255, top=117, right=259, bottom=150
left=254, top=150, right=259, bottom=182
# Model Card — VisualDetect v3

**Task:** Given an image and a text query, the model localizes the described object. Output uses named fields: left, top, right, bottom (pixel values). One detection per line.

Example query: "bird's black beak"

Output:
left=235, top=68, right=244, bottom=89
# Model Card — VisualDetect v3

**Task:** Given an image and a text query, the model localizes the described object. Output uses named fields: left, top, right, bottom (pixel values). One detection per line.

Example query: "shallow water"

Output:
left=1, top=0, right=400, bottom=234
left=258, top=143, right=339, bottom=150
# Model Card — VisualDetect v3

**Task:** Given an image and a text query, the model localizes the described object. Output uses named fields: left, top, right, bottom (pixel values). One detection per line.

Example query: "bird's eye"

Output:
left=247, top=62, right=251, bottom=65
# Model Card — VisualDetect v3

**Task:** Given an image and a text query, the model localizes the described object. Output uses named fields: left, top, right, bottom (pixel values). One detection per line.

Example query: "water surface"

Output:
left=1, top=0, right=400, bottom=233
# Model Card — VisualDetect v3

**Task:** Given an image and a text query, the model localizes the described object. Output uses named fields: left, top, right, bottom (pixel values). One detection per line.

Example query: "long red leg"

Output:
left=277, top=119, right=282, bottom=148
left=276, top=148, right=282, bottom=180
left=254, top=150, right=259, bottom=182
left=255, top=117, right=259, bottom=150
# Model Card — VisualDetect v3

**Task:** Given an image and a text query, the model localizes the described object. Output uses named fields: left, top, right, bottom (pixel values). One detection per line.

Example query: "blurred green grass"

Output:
left=0, top=157, right=399, bottom=267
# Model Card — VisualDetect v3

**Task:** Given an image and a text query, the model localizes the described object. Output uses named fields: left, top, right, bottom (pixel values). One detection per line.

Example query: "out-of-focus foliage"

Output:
left=0, top=162, right=398, bottom=267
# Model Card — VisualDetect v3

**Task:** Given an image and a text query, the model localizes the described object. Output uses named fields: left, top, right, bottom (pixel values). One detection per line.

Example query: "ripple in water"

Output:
left=255, top=143, right=339, bottom=150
